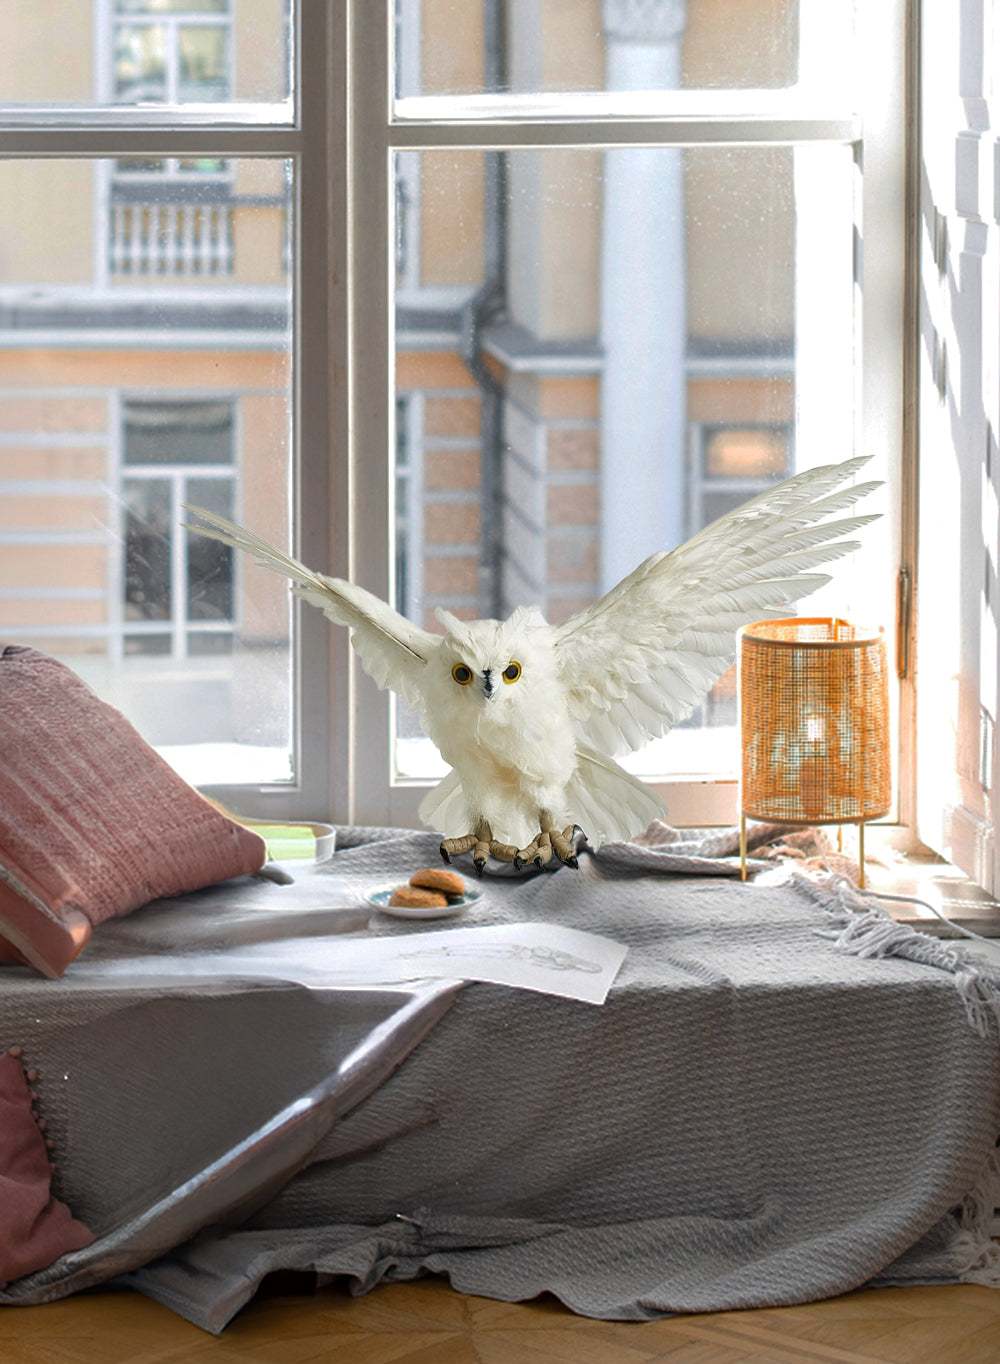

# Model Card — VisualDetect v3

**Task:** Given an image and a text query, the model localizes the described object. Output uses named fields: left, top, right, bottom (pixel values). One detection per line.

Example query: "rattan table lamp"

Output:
left=738, top=618, right=891, bottom=887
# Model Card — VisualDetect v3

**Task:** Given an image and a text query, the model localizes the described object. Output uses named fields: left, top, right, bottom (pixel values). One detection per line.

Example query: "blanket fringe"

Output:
left=790, top=871, right=1000, bottom=1040
left=951, top=1147, right=1000, bottom=1287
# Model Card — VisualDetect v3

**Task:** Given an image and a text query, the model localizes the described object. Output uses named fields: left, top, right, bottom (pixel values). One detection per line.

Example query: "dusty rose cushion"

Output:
left=0, top=1050, right=95, bottom=1286
left=0, top=645, right=267, bottom=978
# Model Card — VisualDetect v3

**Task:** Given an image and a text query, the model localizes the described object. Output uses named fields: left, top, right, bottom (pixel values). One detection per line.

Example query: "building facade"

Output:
left=1, top=0, right=825, bottom=781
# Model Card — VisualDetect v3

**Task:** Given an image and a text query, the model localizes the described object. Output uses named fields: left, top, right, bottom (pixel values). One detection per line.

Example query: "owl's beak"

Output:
left=481, top=669, right=497, bottom=701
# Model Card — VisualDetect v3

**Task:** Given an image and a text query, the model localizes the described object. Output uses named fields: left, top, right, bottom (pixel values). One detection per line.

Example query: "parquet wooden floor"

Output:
left=2, top=1277, right=1000, bottom=1364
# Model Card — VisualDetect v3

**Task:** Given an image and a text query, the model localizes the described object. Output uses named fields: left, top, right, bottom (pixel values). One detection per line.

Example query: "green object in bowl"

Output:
left=245, top=822, right=336, bottom=863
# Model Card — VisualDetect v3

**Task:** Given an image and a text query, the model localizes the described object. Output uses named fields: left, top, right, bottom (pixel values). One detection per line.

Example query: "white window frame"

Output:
left=348, top=1, right=911, bottom=835
left=0, top=2, right=913, bottom=839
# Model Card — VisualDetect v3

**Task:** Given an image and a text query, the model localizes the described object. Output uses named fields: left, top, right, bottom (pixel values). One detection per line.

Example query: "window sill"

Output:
left=864, top=844, right=1000, bottom=940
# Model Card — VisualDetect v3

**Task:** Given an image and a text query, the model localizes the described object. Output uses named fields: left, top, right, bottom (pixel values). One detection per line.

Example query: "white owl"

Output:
left=187, top=455, right=879, bottom=872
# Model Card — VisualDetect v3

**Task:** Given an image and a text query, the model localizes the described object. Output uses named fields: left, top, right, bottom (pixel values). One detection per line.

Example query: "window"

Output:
left=112, top=0, right=232, bottom=106
left=106, top=1, right=236, bottom=279
left=0, top=3, right=909, bottom=837
left=0, top=7, right=302, bottom=797
left=121, top=399, right=236, bottom=658
left=364, top=0, right=907, bottom=830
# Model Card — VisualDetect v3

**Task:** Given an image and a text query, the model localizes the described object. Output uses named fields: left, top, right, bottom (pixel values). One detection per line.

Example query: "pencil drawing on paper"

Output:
left=398, top=942, right=603, bottom=974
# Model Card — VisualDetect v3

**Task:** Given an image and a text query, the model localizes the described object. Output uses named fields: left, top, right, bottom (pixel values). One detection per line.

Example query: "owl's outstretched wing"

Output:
left=184, top=507, right=433, bottom=708
left=551, top=456, right=882, bottom=757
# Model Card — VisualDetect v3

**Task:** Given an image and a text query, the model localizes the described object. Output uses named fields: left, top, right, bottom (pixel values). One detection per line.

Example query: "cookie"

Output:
left=388, top=886, right=449, bottom=909
left=409, top=868, right=466, bottom=898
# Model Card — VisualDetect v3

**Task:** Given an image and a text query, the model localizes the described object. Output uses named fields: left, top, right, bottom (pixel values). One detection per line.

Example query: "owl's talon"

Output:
left=437, top=827, right=561, bottom=873
left=549, top=823, right=578, bottom=866
left=440, top=833, right=478, bottom=863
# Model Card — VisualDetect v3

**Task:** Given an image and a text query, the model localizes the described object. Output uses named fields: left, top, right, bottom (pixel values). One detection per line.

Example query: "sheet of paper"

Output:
left=78, top=922, right=628, bottom=1006
left=276, top=922, right=628, bottom=1005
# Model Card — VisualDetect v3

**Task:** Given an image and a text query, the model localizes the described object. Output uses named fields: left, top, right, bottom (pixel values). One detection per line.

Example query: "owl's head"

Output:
left=434, top=606, right=551, bottom=707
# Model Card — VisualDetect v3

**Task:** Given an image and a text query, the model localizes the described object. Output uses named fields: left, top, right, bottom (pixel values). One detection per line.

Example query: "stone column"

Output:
left=599, top=0, right=688, bottom=589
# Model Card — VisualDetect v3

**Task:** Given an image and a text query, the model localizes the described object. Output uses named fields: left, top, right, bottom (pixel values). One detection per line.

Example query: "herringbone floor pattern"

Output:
left=2, top=1277, right=1000, bottom=1363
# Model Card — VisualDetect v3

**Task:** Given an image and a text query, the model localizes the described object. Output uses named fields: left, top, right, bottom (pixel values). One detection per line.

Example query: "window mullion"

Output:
left=348, top=0, right=397, bottom=827
left=289, top=0, right=347, bottom=823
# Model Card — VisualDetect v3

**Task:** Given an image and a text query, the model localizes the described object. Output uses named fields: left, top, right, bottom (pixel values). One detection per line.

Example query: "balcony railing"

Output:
left=109, top=200, right=235, bottom=279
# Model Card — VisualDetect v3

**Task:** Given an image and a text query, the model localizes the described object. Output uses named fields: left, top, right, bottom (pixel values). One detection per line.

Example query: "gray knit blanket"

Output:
left=3, top=824, right=1000, bottom=1333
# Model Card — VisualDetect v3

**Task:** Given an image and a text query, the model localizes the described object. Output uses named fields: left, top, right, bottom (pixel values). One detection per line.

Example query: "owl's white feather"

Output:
left=183, top=508, right=433, bottom=710
left=185, top=455, right=880, bottom=858
left=553, top=455, right=882, bottom=758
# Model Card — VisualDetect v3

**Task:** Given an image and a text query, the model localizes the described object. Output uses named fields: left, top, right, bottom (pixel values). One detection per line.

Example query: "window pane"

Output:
left=116, top=158, right=167, bottom=174
left=392, top=142, right=859, bottom=782
left=124, top=401, right=234, bottom=464
left=704, top=426, right=787, bottom=478
left=115, top=24, right=168, bottom=102
left=125, top=632, right=172, bottom=654
left=186, top=475, right=234, bottom=623
left=177, top=26, right=228, bottom=102
left=117, top=1, right=228, bottom=13
left=0, top=157, right=294, bottom=782
left=0, top=1, right=291, bottom=109
left=124, top=477, right=172, bottom=626
left=395, top=0, right=854, bottom=98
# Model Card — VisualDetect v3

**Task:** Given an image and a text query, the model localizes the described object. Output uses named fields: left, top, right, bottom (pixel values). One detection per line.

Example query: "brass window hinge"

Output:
left=896, top=566, right=912, bottom=679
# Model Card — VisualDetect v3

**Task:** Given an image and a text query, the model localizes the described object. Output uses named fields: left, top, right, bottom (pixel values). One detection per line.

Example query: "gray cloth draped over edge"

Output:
left=2, top=822, right=1000, bottom=1333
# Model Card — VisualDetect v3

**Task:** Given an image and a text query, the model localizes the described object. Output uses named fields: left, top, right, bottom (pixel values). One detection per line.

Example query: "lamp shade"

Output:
left=739, top=618, right=891, bottom=826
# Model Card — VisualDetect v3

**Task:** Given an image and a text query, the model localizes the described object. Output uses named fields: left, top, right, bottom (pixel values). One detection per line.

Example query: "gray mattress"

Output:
left=2, top=824, right=1000, bottom=1333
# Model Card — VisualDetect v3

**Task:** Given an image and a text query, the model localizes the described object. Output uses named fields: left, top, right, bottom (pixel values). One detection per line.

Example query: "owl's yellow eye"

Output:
left=451, top=663, right=473, bottom=686
left=502, top=661, right=522, bottom=683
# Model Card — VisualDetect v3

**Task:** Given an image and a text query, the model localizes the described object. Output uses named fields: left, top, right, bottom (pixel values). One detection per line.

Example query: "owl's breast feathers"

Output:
left=430, top=691, right=577, bottom=790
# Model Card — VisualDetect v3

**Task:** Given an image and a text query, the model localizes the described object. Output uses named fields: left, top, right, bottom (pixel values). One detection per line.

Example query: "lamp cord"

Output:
left=862, top=888, right=1000, bottom=949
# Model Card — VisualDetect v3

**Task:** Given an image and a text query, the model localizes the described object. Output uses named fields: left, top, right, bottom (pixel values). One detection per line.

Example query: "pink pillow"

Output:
left=0, top=1049, right=94, bottom=1286
left=0, top=645, right=268, bottom=978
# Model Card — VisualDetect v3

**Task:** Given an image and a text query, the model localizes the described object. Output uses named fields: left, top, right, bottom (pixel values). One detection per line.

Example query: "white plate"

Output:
left=366, top=883, right=483, bottom=919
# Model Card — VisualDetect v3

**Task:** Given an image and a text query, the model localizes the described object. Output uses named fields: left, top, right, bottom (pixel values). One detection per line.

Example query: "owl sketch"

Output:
left=187, top=455, right=880, bottom=873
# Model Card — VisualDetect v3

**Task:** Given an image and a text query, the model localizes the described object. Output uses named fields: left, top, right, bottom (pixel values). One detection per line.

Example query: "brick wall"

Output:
left=0, top=389, right=111, bottom=654
left=397, top=351, right=487, bottom=630
left=500, top=374, right=601, bottom=623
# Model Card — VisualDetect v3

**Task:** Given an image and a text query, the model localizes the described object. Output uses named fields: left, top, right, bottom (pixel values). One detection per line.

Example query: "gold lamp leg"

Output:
left=740, top=812, right=748, bottom=881
left=858, top=822, right=866, bottom=889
